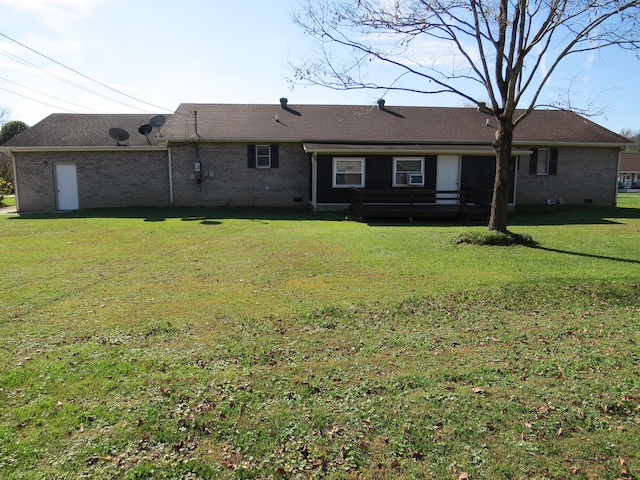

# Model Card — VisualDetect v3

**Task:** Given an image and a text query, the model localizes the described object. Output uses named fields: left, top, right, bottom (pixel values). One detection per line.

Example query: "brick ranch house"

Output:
left=618, top=152, right=640, bottom=191
left=1, top=100, right=630, bottom=214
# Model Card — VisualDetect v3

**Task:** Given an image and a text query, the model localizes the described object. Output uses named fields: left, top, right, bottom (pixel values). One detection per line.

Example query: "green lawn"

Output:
left=1, top=195, right=639, bottom=479
left=0, top=194, right=15, bottom=207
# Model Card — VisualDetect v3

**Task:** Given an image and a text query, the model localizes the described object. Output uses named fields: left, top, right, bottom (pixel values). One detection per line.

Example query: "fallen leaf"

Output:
left=472, top=387, right=485, bottom=394
left=458, top=473, right=470, bottom=480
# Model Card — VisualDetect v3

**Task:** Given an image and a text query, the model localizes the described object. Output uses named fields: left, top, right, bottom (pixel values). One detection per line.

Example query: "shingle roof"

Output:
left=620, top=152, right=640, bottom=171
left=163, top=103, right=629, bottom=146
left=2, top=113, right=169, bottom=148
left=2, top=104, right=628, bottom=148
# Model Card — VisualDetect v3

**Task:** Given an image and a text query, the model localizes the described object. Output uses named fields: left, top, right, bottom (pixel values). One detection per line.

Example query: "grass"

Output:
left=0, top=194, right=15, bottom=207
left=1, top=194, right=639, bottom=479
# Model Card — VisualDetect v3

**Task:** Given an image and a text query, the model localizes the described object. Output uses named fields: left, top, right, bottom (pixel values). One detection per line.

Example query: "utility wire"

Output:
left=0, top=49, right=155, bottom=113
left=0, top=85, right=75, bottom=113
left=0, top=31, right=175, bottom=114
left=0, top=74, right=101, bottom=113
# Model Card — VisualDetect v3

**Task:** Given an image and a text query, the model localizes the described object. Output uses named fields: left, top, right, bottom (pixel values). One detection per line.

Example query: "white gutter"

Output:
left=0, top=146, right=167, bottom=153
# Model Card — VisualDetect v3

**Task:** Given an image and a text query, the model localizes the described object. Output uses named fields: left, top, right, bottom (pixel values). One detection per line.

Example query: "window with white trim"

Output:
left=536, top=148, right=550, bottom=175
left=256, top=145, right=272, bottom=168
left=333, top=158, right=365, bottom=188
left=393, top=157, right=425, bottom=186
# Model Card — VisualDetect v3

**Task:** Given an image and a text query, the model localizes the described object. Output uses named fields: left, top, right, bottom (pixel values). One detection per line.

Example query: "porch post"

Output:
left=311, top=152, right=318, bottom=212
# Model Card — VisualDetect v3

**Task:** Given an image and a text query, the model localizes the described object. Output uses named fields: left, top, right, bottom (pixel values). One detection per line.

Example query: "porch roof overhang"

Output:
left=303, top=143, right=532, bottom=156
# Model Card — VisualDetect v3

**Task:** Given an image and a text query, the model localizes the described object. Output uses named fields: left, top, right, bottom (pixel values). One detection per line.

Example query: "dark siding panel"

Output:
left=317, top=155, right=350, bottom=203
left=366, top=156, right=392, bottom=189
left=425, top=156, right=437, bottom=190
left=461, top=155, right=496, bottom=204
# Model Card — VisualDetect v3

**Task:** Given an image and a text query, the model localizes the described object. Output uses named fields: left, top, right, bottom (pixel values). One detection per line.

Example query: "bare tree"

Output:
left=0, top=106, right=10, bottom=126
left=620, top=128, right=640, bottom=152
left=291, top=0, right=640, bottom=232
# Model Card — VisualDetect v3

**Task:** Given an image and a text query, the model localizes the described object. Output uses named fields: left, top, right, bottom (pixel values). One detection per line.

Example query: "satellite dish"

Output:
left=150, top=114, right=165, bottom=137
left=138, top=124, right=152, bottom=136
left=109, top=127, right=130, bottom=146
left=150, top=115, right=165, bottom=127
left=138, top=124, right=153, bottom=145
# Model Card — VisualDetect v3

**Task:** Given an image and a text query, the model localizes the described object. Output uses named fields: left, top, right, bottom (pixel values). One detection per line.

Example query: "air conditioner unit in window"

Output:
left=407, top=174, right=424, bottom=185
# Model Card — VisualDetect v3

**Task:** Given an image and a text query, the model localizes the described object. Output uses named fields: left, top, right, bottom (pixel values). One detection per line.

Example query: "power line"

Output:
left=0, top=85, right=76, bottom=113
left=0, top=74, right=101, bottom=113
left=0, top=49, right=153, bottom=113
left=0, top=31, right=175, bottom=114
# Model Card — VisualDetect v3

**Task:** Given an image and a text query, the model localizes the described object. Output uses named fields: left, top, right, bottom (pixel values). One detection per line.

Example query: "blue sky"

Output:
left=1, top=0, right=639, bottom=135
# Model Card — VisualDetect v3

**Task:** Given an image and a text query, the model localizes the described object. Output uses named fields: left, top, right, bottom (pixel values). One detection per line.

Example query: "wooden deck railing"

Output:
left=350, top=188, right=491, bottom=221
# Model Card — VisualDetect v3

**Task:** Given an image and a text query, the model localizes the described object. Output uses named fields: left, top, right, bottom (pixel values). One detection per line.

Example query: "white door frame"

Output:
left=436, top=155, right=460, bottom=204
left=55, top=163, right=79, bottom=210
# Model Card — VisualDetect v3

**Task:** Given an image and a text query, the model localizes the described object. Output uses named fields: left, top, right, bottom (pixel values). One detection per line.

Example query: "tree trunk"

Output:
left=488, top=118, right=514, bottom=233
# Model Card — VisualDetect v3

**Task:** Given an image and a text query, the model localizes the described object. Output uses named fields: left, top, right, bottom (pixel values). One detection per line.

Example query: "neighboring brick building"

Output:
left=618, top=152, right=640, bottom=191
left=1, top=101, right=629, bottom=213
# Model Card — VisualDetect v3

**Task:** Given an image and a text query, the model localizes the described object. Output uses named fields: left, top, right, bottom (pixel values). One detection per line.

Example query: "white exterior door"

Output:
left=436, top=155, right=460, bottom=204
left=55, top=164, right=79, bottom=210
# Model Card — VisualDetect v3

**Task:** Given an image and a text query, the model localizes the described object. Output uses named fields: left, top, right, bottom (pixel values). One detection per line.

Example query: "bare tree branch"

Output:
left=290, top=0, right=640, bottom=231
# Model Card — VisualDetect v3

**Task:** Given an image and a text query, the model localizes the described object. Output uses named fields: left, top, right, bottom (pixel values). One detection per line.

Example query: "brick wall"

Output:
left=170, top=142, right=310, bottom=207
left=516, top=146, right=619, bottom=206
left=14, top=150, right=170, bottom=212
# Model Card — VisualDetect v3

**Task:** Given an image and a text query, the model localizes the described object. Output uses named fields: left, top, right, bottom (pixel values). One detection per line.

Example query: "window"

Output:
left=247, top=144, right=279, bottom=169
left=536, top=148, right=550, bottom=175
left=393, top=157, right=425, bottom=186
left=256, top=145, right=271, bottom=168
left=529, top=148, right=557, bottom=176
left=333, top=158, right=365, bottom=188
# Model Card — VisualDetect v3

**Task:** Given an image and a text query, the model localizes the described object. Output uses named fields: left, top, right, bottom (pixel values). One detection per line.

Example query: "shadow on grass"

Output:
left=526, top=243, right=640, bottom=265
left=8, top=203, right=640, bottom=227
left=508, top=204, right=640, bottom=226
left=8, top=206, right=349, bottom=224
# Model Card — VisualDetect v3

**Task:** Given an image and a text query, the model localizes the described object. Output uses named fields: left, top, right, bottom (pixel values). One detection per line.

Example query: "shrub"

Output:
left=453, top=230, right=536, bottom=246
left=0, top=178, right=13, bottom=205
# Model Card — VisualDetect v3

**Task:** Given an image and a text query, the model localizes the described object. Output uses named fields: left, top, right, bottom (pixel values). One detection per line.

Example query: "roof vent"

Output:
left=377, top=98, right=386, bottom=110
left=280, top=97, right=288, bottom=109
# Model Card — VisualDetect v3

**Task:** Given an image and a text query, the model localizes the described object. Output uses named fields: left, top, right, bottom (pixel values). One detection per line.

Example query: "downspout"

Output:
left=168, top=146, right=174, bottom=207
left=615, top=149, right=622, bottom=206
left=9, top=151, right=18, bottom=213
left=511, top=155, right=519, bottom=209
left=311, top=152, right=318, bottom=212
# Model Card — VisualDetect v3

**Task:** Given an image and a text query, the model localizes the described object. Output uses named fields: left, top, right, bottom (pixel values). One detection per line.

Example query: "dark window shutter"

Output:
left=247, top=145, right=256, bottom=168
left=271, top=144, right=279, bottom=168
left=549, top=148, right=558, bottom=175
left=529, top=149, right=538, bottom=175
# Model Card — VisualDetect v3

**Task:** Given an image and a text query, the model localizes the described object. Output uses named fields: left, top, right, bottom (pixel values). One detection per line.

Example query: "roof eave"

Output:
left=302, top=143, right=528, bottom=155
left=1, top=145, right=168, bottom=153
left=513, top=141, right=629, bottom=149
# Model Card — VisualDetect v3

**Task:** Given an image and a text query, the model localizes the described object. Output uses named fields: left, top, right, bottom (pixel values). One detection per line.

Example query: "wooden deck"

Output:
left=350, top=188, right=491, bottom=222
